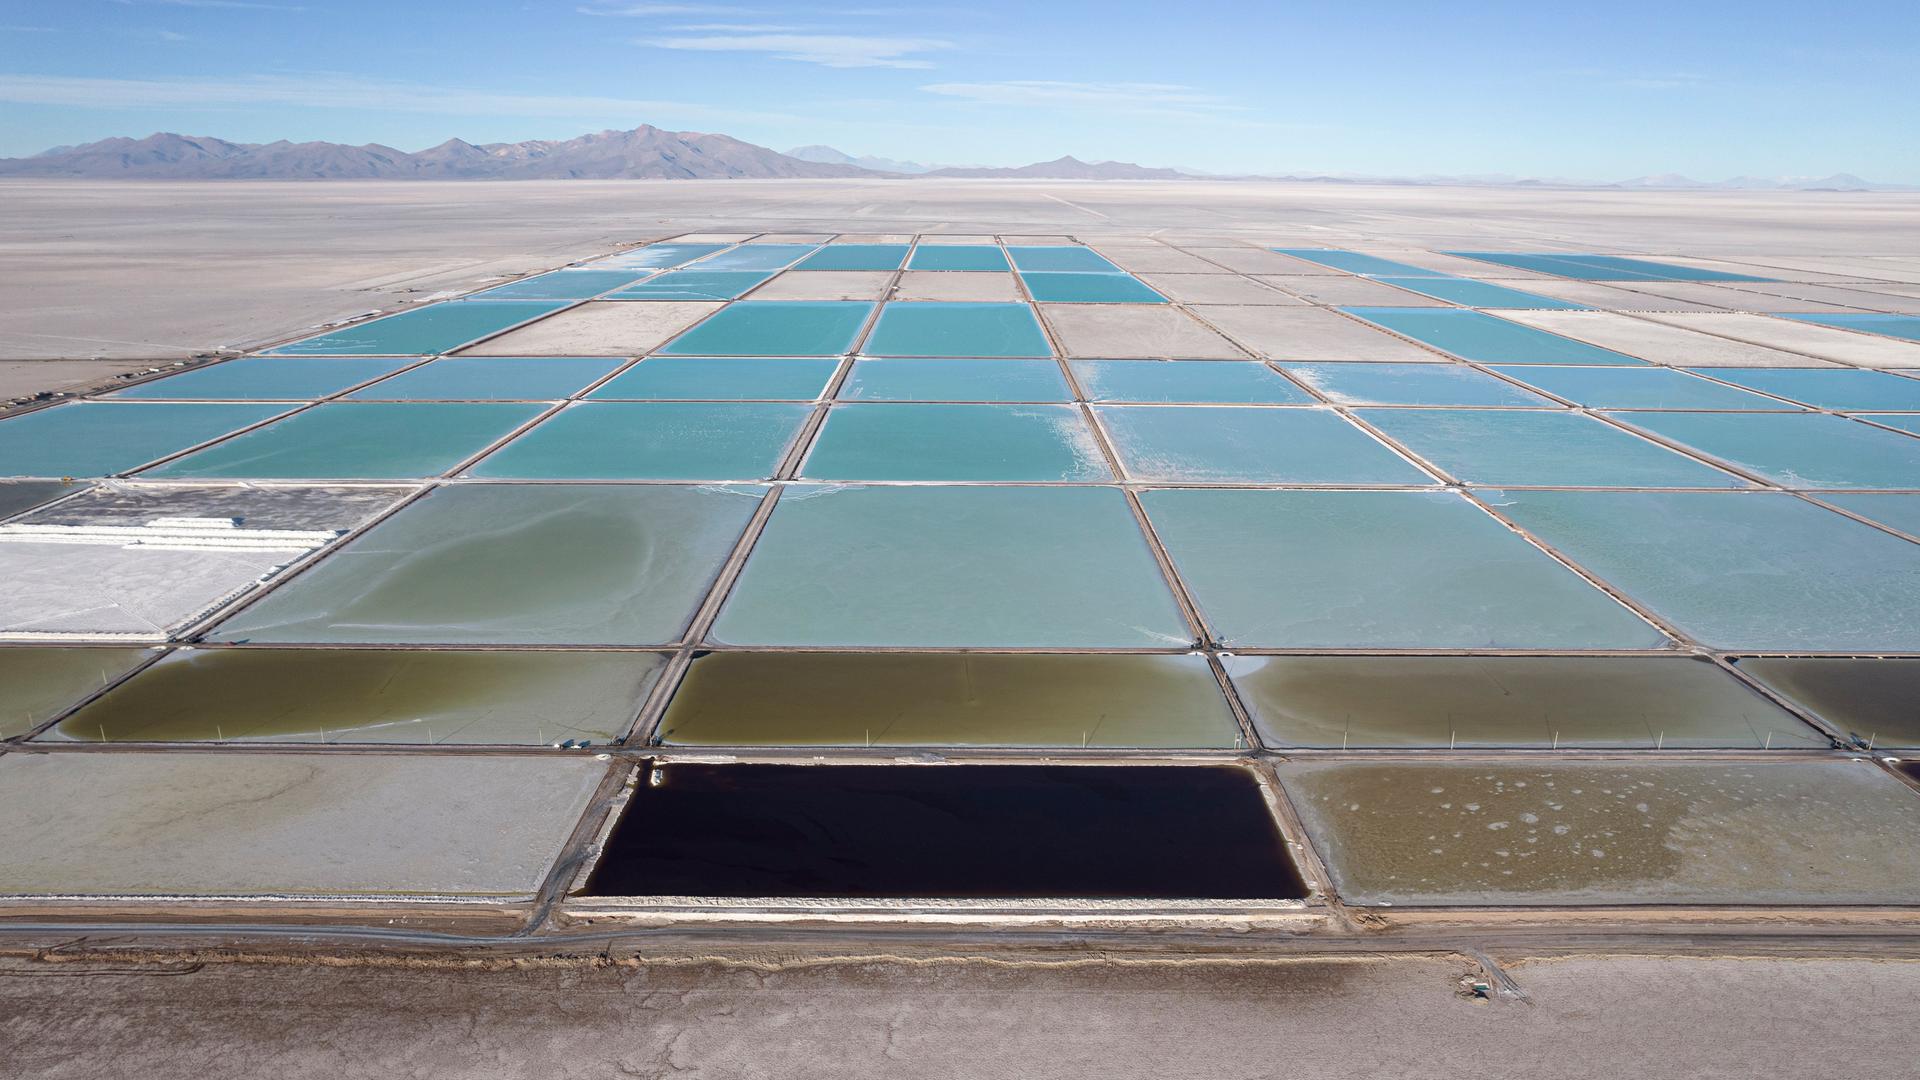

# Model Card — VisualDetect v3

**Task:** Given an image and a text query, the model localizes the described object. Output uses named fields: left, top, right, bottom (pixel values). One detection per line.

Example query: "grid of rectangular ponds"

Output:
left=5, top=233, right=1920, bottom=914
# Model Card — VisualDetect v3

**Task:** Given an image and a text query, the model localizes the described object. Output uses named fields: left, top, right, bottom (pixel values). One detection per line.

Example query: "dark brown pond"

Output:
left=583, top=764, right=1305, bottom=900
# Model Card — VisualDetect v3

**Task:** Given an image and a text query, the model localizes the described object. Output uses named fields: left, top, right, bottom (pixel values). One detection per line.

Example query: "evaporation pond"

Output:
left=208, top=483, right=762, bottom=645
left=909, top=245, right=1010, bottom=271
left=1609, top=411, right=1920, bottom=490
left=582, top=764, right=1304, bottom=899
left=1343, top=308, right=1639, bottom=364
left=601, top=243, right=727, bottom=269
left=1282, top=362, right=1548, bottom=406
left=1270, top=249, right=1444, bottom=276
left=1704, top=368, right=1920, bottom=411
left=839, top=358, right=1070, bottom=402
left=661, top=302, right=874, bottom=356
left=1491, top=490, right=1920, bottom=651
left=1487, top=366, right=1786, bottom=410
left=0, top=647, right=154, bottom=739
left=473, top=269, right=652, bottom=300
left=801, top=403, right=1108, bottom=481
left=50, top=648, right=666, bottom=746
left=1226, top=655, right=1817, bottom=748
left=467, top=402, right=810, bottom=480
left=608, top=270, right=774, bottom=301
left=862, top=303, right=1051, bottom=357
left=591, top=357, right=839, bottom=400
left=113, top=357, right=416, bottom=400
left=1142, top=489, right=1666, bottom=649
left=1006, top=247, right=1122, bottom=272
left=1361, top=409, right=1746, bottom=487
left=1278, top=759, right=1920, bottom=906
left=147, top=402, right=545, bottom=480
left=1788, top=313, right=1920, bottom=343
left=794, top=244, right=908, bottom=271
left=1371, top=278, right=1584, bottom=310
left=0, top=481, right=82, bottom=518
left=692, top=244, right=817, bottom=271
left=0, top=753, right=606, bottom=898
left=1019, top=272, right=1165, bottom=303
left=264, top=301, right=568, bottom=355
left=1096, top=406, right=1431, bottom=484
left=1733, top=657, right=1920, bottom=747
left=657, top=652, right=1240, bottom=747
left=710, top=485, right=1189, bottom=648
left=0, top=402, right=289, bottom=478
left=1072, top=360, right=1312, bottom=404
left=347, top=357, right=625, bottom=400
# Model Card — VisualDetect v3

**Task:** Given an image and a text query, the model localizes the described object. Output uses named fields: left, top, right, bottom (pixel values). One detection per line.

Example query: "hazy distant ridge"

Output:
left=0, top=128, right=886, bottom=180
left=922, top=155, right=1187, bottom=179
left=2, top=130, right=1909, bottom=189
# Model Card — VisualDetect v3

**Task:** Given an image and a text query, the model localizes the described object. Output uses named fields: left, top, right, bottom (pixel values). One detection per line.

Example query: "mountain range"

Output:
left=0, top=128, right=881, bottom=180
left=1, top=129, right=1910, bottom=190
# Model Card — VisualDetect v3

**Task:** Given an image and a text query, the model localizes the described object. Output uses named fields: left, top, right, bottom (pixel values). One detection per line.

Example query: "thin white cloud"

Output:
left=921, top=80, right=1231, bottom=109
left=580, top=3, right=759, bottom=14
left=111, top=0, right=307, bottom=10
left=0, top=72, right=807, bottom=127
left=645, top=33, right=951, bottom=69
left=671, top=22, right=799, bottom=31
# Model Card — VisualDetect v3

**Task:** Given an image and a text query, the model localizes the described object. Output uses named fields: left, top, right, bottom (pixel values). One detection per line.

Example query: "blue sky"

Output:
left=1, top=0, right=1915, bottom=179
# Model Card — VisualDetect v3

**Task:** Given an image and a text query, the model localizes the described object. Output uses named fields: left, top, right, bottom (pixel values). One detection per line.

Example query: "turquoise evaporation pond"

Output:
left=591, top=357, right=840, bottom=401
left=208, top=482, right=763, bottom=646
left=600, top=243, right=728, bottom=269
left=1269, top=249, right=1449, bottom=277
left=1342, top=308, right=1640, bottom=364
left=709, top=484, right=1191, bottom=648
left=467, top=401, right=811, bottom=480
left=1701, top=368, right=1920, bottom=411
left=1822, top=494, right=1920, bottom=537
left=264, top=301, right=569, bottom=356
left=661, top=302, right=875, bottom=357
left=690, top=244, right=819, bottom=271
left=0, top=402, right=289, bottom=478
left=1867, top=414, right=1920, bottom=436
left=1610, top=411, right=1920, bottom=490
left=1488, top=489, right=1920, bottom=650
left=1281, top=362, right=1548, bottom=406
left=908, top=245, right=1011, bottom=271
left=1443, top=251, right=1768, bottom=282
left=1362, top=409, right=1749, bottom=488
left=145, top=402, right=545, bottom=480
left=607, top=270, right=774, bottom=301
left=112, top=357, right=416, bottom=401
left=801, top=404, right=1109, bottom=482
left=1019, top=272, right=1166, bottom=304
left=840, top=358, right=1070, bottom=402
left=1006, top=246, right=1122, bottom=272
left=1370, top=278, right=1585, bottom=310
left=1487, top=366, right=1791, bottom=410
left=1095, top=406, right=1432, bottom=485
left=1073, top=360, right=1312, bottom=404
left=794, top=244, right=909, bottom=271
left=1786, top=313, right=1920, bottom=343
left=471, top=269, right=653, bottom=300
left=862, top=302, right=1051, bottom=358
left=347, top=357, right=625, bottom=401
left=1142, top=488, right=1665, bottom=649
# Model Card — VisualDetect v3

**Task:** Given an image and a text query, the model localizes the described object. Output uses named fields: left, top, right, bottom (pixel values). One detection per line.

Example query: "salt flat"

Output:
left=4, top=178, right=1918, bottom=369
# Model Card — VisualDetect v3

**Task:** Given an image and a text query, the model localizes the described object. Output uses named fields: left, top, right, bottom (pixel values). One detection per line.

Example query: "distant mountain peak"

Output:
left=783, top=144, right=931, bottom=174
left=925, top=156, right=1186, bottom=179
